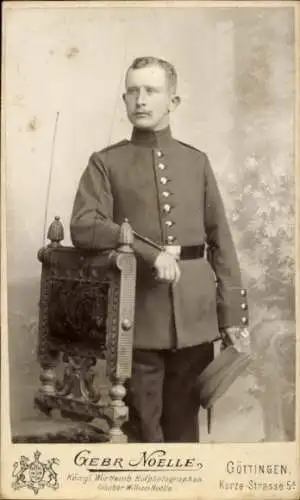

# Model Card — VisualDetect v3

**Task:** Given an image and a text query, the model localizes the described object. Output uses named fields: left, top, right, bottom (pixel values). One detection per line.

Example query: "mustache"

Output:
left=134, top=110, right=152, bottom=116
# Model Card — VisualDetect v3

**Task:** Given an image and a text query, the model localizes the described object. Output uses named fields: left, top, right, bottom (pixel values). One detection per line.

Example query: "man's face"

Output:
left=123, top=66, right=178, bottom=131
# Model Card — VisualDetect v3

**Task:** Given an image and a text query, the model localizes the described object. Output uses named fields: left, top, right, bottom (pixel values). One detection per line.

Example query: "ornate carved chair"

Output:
left=34, top=217, right=136, bottom=443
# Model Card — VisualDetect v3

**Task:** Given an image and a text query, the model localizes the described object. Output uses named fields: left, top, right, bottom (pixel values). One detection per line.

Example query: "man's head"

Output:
left=123, top=57, right=181, bottom=131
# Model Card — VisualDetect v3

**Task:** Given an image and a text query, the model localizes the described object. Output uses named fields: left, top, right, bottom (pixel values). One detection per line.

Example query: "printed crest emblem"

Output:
left=29, top=456, right=45, bottom=483
left=12, top=450, right=60, bottom=495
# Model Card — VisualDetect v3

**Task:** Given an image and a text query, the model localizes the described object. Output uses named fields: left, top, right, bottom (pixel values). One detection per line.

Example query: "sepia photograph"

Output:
left=1, top=1, right=299, bottom=499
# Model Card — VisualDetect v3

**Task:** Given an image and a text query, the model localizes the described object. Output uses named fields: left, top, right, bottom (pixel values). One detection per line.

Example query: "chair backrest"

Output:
left=35, top=217, right=137, bottom=442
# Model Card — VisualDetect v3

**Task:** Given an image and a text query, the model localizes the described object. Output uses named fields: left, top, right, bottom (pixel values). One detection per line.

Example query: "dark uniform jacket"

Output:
left=70, top=127, right=248, bottom=350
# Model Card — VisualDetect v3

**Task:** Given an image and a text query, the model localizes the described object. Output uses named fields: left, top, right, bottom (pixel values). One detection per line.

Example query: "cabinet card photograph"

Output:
left=1, top=1, right=299, bottom=499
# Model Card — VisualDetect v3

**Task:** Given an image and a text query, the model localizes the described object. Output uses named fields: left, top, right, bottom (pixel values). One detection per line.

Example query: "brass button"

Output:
left=241, top=289, right=247, bottom=297
left=160, top=176, right=168, bottom=185
left=162, top=191, right=171, bottom=198
left=156, top=150, right=163, bottom=158
left=163, top=204, right=172, bottom=214
left=165, top=220, right=174, bottom=227
left=241, top=316, right=248, bottom=325
left=158, top=163, right=166, bottom=170
left=167, top=235, right=175, bottom=243
left=122, top=319, right=132, bottom=331
left=241, top=303, right=248, bottom=310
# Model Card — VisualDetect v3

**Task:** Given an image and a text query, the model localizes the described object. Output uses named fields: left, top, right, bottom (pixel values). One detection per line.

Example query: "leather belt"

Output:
left=174, top=244, right=205, bottom=260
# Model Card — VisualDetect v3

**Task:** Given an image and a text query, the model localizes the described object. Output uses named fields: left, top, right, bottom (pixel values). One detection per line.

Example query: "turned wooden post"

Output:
left=47, top=216, right=64, bottom=247
left=106, top=219, right=136, bottom=442
left=36, top=217, right=64, bottom=411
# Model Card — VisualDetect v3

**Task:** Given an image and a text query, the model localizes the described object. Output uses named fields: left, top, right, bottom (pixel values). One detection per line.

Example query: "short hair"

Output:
left=126, top=56, right=178, bottom=92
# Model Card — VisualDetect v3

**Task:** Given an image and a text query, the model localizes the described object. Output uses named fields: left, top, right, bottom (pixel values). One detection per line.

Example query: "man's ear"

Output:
left=169, top=95, right=181, bottom=112
left=122, top=93, right=126, bottom=103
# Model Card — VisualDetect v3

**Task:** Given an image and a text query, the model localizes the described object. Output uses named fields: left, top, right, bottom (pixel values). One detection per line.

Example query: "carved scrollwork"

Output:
left=47, top=278, right=108, bottom=352
left=36, top=354, right=108, bottom=422
left=56, top=355, right=101, bottom=403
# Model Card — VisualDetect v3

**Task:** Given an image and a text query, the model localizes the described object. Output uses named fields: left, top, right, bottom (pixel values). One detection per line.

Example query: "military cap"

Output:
left=194, top=345, right=253, bottom=409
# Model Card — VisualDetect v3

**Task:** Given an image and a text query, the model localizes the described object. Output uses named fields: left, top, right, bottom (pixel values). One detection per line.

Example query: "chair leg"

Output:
left=34, top=354, right=59, bottom=416
left=107, top=378, right=128, bottom=443
left=40, top=365, right=57, bottom=396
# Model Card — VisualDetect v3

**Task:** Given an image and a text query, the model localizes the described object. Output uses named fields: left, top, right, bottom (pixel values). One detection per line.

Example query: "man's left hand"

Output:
left=221, top=326, right=250, bottom=352
left=223, top=326, right=241, bottom=345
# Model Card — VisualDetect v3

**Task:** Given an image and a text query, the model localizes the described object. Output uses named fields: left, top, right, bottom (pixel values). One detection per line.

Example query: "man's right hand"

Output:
left=153, top=251, right=181, bottom=284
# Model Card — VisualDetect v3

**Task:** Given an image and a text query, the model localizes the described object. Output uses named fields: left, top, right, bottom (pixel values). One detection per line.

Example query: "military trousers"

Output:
left=123, top=342, right=214, bottom=443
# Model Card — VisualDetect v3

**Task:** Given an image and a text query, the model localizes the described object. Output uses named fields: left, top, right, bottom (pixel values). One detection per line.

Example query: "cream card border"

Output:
left=1, top=1, right=299, bottom=499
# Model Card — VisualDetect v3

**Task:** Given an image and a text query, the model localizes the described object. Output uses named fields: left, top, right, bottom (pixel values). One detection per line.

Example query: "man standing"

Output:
left=70, top=56, right=248, bottom=443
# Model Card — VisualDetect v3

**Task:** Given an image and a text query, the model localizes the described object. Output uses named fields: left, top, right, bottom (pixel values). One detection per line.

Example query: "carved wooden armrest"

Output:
left=35, top=217, right=136, bottom=443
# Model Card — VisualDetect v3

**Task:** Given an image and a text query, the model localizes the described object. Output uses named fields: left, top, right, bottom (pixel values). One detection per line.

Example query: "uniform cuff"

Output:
left=217, top=288, right=249, bottom=329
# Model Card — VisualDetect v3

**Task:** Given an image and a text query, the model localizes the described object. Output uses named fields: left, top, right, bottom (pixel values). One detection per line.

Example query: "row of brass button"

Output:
left=156, top=149, right=175, bottom=244
left=240, top=289, right=248, bottom=324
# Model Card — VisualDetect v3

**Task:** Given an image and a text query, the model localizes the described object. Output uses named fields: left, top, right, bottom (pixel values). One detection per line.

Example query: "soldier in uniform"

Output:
left=70, top=56, right=248, bottom=443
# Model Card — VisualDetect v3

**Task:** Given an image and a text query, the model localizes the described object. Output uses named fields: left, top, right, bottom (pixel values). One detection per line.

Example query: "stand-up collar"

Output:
left=131, top=126, right=172, bottom=148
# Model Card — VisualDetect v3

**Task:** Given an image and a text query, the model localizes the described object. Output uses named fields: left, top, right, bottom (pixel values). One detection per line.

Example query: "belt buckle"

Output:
left=164, top=245, right=181, bottom=260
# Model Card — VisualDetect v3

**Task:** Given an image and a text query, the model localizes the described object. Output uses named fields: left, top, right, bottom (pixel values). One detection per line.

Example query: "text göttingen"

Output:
left=219, top=460, right=296, bottom=492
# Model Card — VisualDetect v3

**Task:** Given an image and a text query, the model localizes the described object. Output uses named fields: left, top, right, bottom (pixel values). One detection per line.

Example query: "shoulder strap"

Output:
left=100, top=139, right=130, bottom=154
left=176, top=140, right=203, bottom=154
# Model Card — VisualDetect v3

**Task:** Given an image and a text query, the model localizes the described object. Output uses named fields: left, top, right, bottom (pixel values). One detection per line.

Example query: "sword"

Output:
left=132, top=230, right=164, bottom=251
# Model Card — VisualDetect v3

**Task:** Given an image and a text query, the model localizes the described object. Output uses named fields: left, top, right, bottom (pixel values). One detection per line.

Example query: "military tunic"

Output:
left=70, top=126, right=248, bottom=351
